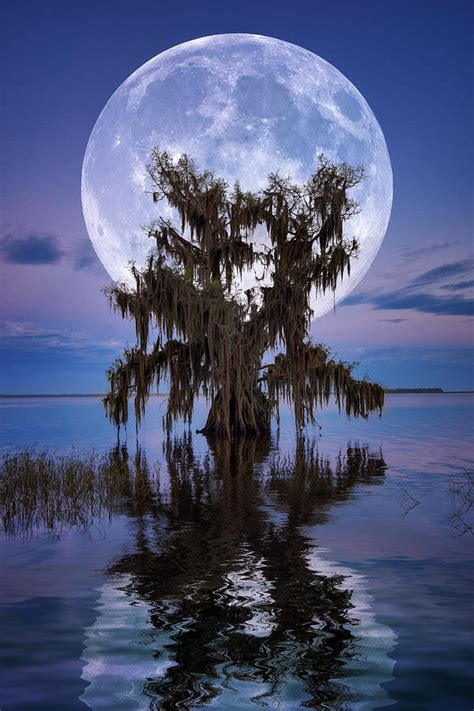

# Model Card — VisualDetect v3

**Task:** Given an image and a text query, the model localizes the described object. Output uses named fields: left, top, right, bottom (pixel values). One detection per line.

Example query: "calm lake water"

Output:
left=0, top=394, right=473, bottom=710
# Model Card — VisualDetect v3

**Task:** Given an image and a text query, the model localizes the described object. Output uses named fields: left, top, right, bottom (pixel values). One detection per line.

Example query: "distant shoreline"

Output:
left=384, top=389, right=473, bottom=394
left=0, top=393, right=169, bottom=398
left=0, top=390, right=473, bottom=398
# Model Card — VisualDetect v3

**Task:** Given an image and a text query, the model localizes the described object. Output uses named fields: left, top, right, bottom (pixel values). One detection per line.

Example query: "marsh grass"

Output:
left=0, top=439, right=387, bottom=539
left=0, top=448, right=159, bottom=536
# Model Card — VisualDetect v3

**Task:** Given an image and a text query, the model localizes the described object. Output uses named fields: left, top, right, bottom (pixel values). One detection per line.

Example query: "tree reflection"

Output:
left=106, top=435, right=386, bottom=709
left=1, top=437, right=387, bottom=707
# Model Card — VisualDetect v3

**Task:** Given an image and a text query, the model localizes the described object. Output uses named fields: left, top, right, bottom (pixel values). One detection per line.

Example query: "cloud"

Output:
left=72, top=238, right=101, bottom=271
left=352, top=345, right=474, bottom=365
left=400, top=241, right=452, bottom=260
left=345, top=290, right=473, bottom=316
left=442, top=280, right=474, bottom=292
left=0, top=233, right=64, bottom=265
left=0, top=229, right=103, bottom=273
left=74, top=252, right=97, bottom=270
left=0, top=320, right=120, bottom=355
left=0, top=320, right=125, bottom=392
left=344, top=258, right=474, bottom=317
left=378, top=318, right=407, bottom=323
left=409, top=260, right=473, bottom=289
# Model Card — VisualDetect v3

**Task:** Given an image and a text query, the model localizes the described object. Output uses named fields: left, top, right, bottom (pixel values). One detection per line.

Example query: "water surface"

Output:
left=1, top=394, right=473, bottom=710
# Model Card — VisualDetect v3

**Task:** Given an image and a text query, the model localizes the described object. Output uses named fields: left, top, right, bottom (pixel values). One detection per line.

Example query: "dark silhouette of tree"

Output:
left=104, top=149, right=384, bottom=437
left=106, top=435, right=387, bottom=709
left=1, top=437, right=388, bottom=707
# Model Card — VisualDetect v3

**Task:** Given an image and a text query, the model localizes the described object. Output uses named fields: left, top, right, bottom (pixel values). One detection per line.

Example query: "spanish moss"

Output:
left=104, top=149, right=384, bottom=438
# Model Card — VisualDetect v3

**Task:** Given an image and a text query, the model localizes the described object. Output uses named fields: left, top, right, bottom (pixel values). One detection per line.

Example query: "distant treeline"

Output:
left=384, top=388, right=444, bottom=393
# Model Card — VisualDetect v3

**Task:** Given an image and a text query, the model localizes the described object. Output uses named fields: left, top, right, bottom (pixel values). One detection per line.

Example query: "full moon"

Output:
left=82, top=34, right=392, bottom=318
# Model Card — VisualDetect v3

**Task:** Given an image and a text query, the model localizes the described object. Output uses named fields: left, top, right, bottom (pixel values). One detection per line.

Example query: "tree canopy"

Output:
left=104, top=149, right=384, bottom=438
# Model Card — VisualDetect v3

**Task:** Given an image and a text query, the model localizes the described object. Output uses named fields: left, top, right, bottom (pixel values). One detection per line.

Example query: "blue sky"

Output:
left=1, top=0, right=473, bottom=392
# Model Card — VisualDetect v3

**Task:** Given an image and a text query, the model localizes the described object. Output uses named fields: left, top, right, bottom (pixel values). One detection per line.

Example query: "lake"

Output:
left=0, top=394, right=473, bottom=710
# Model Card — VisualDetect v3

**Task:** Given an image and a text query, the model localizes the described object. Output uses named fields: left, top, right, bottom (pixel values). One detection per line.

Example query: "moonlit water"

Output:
left=0, top=394, right=473, bottom=710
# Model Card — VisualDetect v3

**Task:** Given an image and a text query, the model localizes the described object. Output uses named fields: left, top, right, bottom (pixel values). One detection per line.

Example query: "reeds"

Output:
left=0, top=449, right=158, bottom=536
left=0, top=440, right=388, bottom=538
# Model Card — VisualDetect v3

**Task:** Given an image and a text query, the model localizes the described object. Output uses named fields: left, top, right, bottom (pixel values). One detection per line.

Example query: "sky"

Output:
left=1, top=0, right=473, bottom=393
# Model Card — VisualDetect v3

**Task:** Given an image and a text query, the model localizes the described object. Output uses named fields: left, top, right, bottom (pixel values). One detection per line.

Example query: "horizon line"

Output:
left=1, top=390, right=474, bottom=398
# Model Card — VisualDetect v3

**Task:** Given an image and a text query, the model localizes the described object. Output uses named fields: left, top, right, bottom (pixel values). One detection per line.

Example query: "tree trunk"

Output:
left=197, top=387, right=271, bottom=438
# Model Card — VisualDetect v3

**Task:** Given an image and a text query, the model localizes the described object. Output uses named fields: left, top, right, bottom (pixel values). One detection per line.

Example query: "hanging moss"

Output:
left=104, top=149, right=384, bottom=438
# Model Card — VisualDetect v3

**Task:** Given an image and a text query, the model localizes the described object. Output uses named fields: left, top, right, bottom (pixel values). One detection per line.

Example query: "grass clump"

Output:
left=0, top=449, right=157, bottom=536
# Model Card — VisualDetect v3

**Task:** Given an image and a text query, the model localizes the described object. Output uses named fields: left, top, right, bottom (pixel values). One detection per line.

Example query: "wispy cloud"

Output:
left=0, top=320, right=120, bottom=354
left=442, top=280, right=474, bottom=292
left=344, top=258, right=474, bottom=317
left=378, top=318, right=407, bottom=323
left=346, top=290, right=473, bottom=316
left=72, top=238, right=101, bottom=272
left=0, top=321, right=124, bottom=393
left=0, top=233, right=64, bottom=265
left=408, top=260, right=474, bottom=289
left=400, top=241, right=453, bottom=260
